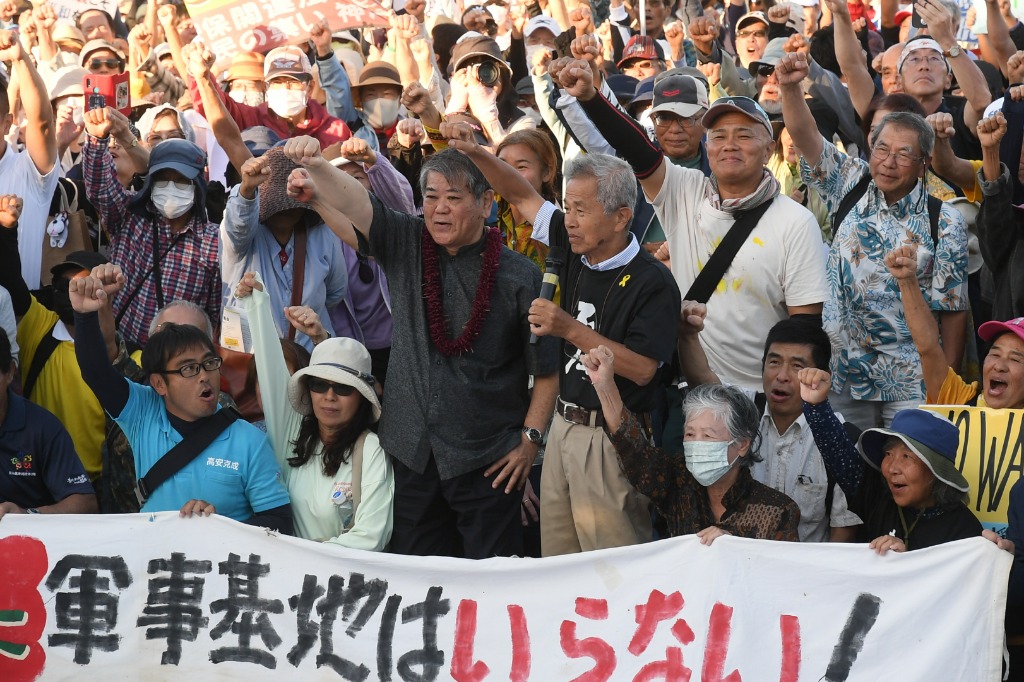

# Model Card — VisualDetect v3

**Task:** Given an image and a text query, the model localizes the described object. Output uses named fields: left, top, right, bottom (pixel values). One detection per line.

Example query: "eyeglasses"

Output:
left=89, top=58, right=121, bottom=70
left=736, top=29, right=768, bottom=40
left=756, top=64, right=775, bottom=78
left=153, top=179, right=193, bottom=191
left=627, top=60, right=655, bottom=70
left=307, top=377, right=357, bottom=396
left=147, top=131, right=186, bottom=145
left=268, top=79, right=308, bottom=91
left=903, top=54, right=946, bottom=68
left=652, top=112, right=699, bottom=129
left=871, top=144, right=924, bottom=167
left=159, top=356, right=223, bottom=378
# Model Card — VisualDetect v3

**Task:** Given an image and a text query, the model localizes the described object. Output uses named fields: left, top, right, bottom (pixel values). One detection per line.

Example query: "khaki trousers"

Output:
left=540, top=412, right=652, bottom=556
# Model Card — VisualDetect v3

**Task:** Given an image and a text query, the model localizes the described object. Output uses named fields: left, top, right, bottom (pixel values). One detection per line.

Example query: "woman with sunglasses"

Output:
left=237, top=271, right=394, bottom=550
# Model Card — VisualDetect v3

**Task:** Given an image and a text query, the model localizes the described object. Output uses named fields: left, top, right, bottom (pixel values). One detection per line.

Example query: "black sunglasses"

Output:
left=90, top=58, right=122, bottom=70
left=307, top=377, right=357, bottom=396
left=756, top=64, right=775, bottom=78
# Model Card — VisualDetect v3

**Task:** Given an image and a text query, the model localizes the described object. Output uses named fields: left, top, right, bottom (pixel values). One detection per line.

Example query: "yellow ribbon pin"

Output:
left=619, top=274, right=631, bottom=287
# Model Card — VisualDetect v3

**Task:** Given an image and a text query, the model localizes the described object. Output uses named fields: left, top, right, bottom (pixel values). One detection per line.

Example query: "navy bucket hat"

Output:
left=130, top=139, right=209, bottom=221
left=857, top=408, right=969, bottom=493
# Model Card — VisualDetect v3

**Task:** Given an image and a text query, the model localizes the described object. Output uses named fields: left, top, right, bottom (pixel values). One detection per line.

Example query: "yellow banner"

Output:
left=923, top=406, right=1024, bottom=530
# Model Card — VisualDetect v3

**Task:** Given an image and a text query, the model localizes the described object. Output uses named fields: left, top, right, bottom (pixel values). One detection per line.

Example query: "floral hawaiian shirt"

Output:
left=801, top=140, right=968, bottom=401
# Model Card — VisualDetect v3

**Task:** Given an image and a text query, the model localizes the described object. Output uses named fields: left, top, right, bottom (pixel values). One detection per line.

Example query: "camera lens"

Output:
left=476, top=61, right=500, bottom=87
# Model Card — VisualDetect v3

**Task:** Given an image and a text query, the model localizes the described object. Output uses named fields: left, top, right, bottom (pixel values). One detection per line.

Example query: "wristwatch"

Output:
left=522, top=426, right=545, bottom=446
left=943, top=44, right=962, bottom=59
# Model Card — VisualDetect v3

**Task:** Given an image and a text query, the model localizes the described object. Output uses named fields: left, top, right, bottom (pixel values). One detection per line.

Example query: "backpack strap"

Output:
left=135, top=407, right=241, bottom=506
left=831, top=173, right=872, bottom=239
left=349, top=431, right=368, bottom=525
left=927, top=194, right=943, bottom=246
left=23, top=321, right=60, bottom=400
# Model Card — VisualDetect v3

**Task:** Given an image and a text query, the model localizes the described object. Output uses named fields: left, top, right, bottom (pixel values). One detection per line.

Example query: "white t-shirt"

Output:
left=0, top=143, right=61, bottom=290
left=0, top=285, right=18, bottom=365
left=650, top=162, right=829, bottom=390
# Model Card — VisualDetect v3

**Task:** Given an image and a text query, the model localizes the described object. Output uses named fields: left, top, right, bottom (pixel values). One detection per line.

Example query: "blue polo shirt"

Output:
left=115, top=381, right=290, bottom=521
left=0, top=389, right=94, bottom=508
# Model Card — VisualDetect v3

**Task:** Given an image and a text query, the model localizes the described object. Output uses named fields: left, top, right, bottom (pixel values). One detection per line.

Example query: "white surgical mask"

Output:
left=364, top=97, right=400, bottom=130
left=267, top=89, right=307, bottom=118
left=683, top=439, right=736, bottom=487
left=151, top=181, right=195, bottom=219
left=230, top=89, right=265, bottom=107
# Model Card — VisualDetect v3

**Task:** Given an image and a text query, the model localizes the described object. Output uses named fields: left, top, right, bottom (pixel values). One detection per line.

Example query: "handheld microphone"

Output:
left=530, top=246, right=565, bottom=345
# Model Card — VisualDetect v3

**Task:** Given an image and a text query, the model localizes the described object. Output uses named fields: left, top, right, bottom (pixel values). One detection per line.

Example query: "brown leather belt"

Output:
left=556, top=396, right=604, bottom=428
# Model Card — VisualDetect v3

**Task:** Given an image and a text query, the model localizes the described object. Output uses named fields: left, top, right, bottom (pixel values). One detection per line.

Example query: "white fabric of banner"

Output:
left=0, top=513, right=1010, bottom=681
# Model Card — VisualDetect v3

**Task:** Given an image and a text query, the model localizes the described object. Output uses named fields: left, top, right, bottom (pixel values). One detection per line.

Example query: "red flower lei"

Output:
left=422, top=226, right=502, bottom=356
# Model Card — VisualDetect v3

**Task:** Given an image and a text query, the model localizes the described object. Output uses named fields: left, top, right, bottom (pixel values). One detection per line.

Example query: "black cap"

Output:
left=50, top=251, right=109, bottom=279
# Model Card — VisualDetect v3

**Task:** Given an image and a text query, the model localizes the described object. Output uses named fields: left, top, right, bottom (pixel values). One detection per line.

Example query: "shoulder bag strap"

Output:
left=684, top=197, right=775, bottom=303
left=830, top=173, right=873, bottom=240
left=135, top=407, right=241, bottom=506
left=23, top=321, right=61, bottom=400
left=115, top=229, right=187, bottom=328
left=927, top=194, right=943, bottom=246
left=350, top=430, right=368, bottom=520
left=288, top=225, right=308, bottom=341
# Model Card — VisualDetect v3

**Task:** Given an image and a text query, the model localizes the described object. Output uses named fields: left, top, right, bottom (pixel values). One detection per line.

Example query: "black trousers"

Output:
left=389, top=454, right=523, bottom=559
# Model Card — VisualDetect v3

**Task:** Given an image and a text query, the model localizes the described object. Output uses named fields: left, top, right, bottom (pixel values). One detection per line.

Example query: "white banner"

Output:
left=46, top=0, right=120, bottom=23
left=0, top=514, right=1010, bottom=681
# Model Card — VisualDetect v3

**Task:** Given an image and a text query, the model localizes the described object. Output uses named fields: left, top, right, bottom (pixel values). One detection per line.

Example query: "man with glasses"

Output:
left=69, top=271, right=292, bottom=529
left=617, top=35, right=668, bottom=81
left=778, top=50, right=968, bottom=428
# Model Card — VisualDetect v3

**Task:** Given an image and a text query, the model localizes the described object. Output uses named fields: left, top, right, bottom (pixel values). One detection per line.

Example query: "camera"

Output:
left=472, top=61, right=501, bottom=87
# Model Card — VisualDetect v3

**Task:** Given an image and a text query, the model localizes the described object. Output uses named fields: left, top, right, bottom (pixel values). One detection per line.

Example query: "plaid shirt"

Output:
left=83, top=135, right=221, bottom=346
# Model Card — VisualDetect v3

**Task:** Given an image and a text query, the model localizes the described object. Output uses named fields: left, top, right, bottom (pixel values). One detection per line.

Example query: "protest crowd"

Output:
left=2, top=0, right=1024, bottom=671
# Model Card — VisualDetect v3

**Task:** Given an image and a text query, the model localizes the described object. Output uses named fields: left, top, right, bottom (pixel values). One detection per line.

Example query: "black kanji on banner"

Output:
left=137, top=552, right=214, bottom=665
left=209, top=553, right=284, bottom=668
left=288, top=571, right=389, bottom=679
left=45, top=555, right=133, bottom=664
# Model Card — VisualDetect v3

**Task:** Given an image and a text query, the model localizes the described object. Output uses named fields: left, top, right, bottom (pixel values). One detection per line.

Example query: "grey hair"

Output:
left=419, top=148, right=492, bottom=201
left=683, top=383, right=763, bottom=464
left=564, top=153, right=637, bottom=216
left=149, top=300, right=214, bottom=339
left=870, top=111, right=935, bottom=158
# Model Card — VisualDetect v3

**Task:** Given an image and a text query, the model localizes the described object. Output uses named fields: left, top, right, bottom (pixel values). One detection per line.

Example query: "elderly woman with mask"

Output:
left=82, top=107, right=220, bottom=347
left=583, top=345, right=800, bottom=544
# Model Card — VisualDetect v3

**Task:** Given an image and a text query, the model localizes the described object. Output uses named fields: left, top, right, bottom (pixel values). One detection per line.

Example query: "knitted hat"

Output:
left=257, top=147, right=320, bottom=225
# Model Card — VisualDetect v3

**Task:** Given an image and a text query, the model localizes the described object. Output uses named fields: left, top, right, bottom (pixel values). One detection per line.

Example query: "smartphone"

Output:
left=912, top=4, right=926, bottom=28
left=82, top=72, right=132, bottom=117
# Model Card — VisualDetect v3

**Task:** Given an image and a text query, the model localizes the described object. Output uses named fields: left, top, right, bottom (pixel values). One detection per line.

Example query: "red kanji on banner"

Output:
left=0, top=536, right=49, bottom=682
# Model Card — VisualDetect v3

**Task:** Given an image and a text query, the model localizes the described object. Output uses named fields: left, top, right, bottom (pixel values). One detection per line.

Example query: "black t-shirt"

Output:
left=548, top=210, right=681, bottom=412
